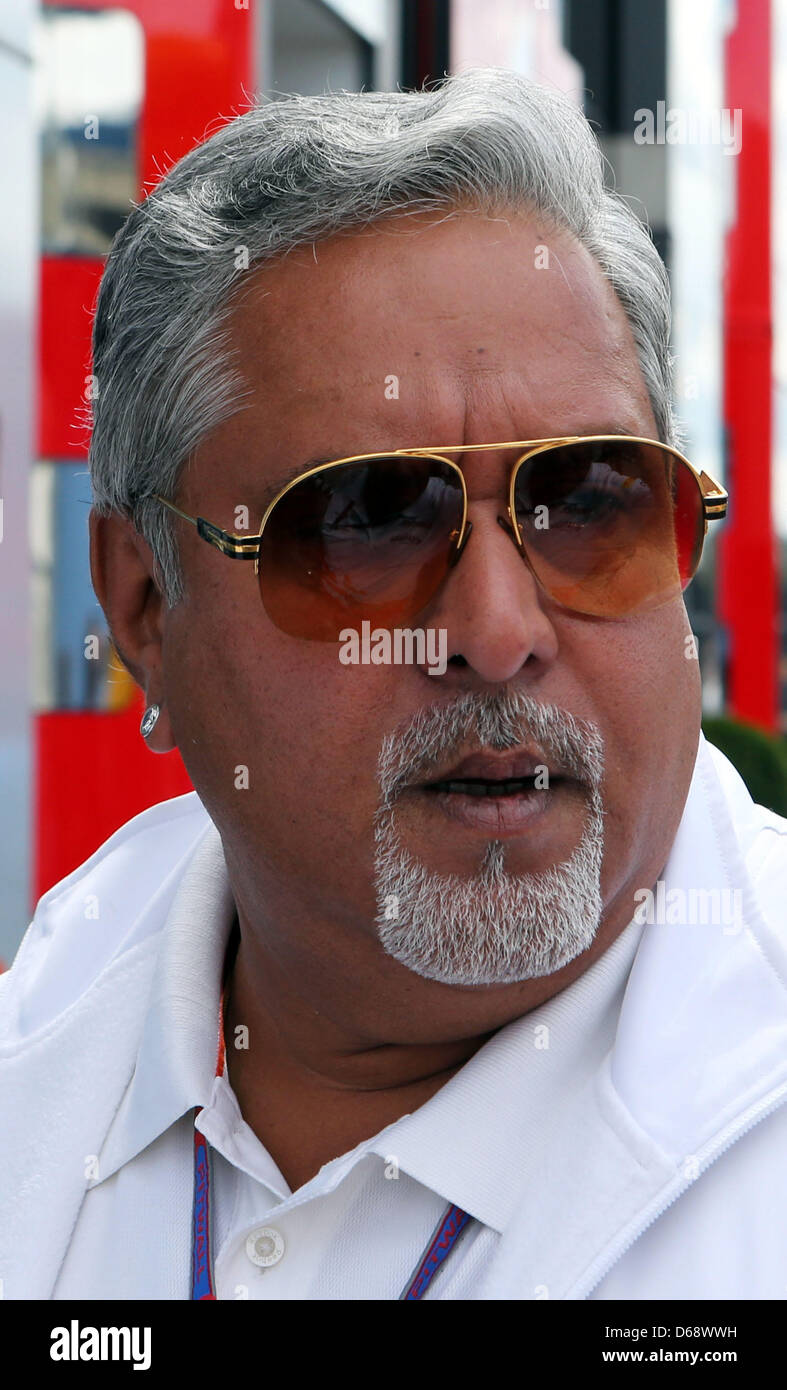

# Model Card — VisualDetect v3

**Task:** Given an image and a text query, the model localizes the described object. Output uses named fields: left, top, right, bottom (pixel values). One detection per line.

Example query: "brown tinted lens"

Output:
left=258, top=456, right=465, bottom=640
left=512, top=439, right=704, bottom=617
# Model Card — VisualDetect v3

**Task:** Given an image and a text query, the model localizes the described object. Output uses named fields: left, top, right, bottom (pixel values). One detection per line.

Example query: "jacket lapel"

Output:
left=0, top=816, right=233, bottom=1299
left=476, top=736, right=787, bottom=1299
left=0, top=937, right=159, bottom=1299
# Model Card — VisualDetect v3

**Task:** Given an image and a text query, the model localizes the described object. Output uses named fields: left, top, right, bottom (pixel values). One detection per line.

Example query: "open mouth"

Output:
left=406, top=749, right=577, bottom=837
left=397, top=747, right=584, bottom=842
left=413, top=747, right=571, bottom=797
left=423, top=775, right=561, bottom=798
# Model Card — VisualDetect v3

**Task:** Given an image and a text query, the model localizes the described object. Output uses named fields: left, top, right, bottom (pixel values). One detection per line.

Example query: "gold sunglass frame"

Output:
left=153, top=435, right=727, bottom=582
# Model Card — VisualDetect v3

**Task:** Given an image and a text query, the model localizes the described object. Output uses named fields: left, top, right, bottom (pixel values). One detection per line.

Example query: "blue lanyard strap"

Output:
left=190, top=1110, right=472, bottom=1300
left=192, top=951, right=473, bottom=1300
left=398, top=1203, right=473, bottom=1299
left=191, top=1124, right=216, bottom=1300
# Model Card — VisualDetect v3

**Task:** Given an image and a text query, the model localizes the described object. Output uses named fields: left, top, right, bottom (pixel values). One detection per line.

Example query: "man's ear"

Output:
left=89, top=509, right=177, bottom=753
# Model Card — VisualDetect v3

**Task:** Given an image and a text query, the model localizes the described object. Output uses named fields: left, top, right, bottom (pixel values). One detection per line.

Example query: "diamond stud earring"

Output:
left=140, top=704, right=161, bottom=739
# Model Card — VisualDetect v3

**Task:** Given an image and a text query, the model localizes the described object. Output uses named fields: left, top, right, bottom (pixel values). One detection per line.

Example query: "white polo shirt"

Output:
left=5, top=737, right=781, bottom=1301
left=197, top=905, right=644, bottom=1299
left=52, top=867, right=645, bottom=1301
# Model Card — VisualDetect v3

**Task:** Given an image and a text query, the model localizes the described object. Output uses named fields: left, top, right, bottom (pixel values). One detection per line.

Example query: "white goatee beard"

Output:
left=372, top=689, right=605, bottom=987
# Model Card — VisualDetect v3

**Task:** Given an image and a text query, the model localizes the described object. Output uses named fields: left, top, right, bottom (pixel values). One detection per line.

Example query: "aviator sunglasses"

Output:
left=152, top=436, right=728, bottom=641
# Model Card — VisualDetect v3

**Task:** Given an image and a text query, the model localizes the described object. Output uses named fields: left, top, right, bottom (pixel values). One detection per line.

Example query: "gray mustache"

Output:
left=377, top=688, right=604, bottom=804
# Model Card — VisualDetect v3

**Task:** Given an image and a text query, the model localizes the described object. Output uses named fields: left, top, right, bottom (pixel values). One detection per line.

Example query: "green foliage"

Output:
left=702, top=715, right=787, bottom=817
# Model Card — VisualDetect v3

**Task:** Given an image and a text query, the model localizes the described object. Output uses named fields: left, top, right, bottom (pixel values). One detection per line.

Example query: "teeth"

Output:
left=434, top=778, right=541, bottom=797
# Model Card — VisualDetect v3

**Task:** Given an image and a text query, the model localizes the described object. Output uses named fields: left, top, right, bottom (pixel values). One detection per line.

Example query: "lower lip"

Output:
left=414, top=783, right=568, bottom=835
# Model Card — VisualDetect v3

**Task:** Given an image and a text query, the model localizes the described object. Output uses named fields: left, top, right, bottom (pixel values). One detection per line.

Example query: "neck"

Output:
left=220, top=918, right=497, bottom=1191
left=223, top=926, right=492, bottom=1094
left=217, top=873, right=633, bottom=1192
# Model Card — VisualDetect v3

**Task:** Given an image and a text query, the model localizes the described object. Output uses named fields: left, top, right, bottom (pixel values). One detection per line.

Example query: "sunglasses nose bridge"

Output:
left=448, top=519, right=473, bottom=566
left=449, top=506, right=523, bottom=570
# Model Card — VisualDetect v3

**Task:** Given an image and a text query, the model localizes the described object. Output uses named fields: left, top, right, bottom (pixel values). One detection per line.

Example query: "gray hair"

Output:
left=87, top=66, right=681, bottom=606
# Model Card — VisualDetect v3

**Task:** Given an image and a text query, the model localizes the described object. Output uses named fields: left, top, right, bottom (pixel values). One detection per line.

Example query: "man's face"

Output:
left=159, top=208, right=700, bottom=1006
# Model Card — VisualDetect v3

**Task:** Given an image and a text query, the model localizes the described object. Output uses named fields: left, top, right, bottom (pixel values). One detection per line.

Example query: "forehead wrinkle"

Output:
left=449, top=351, right=653, bottom=442
left=221, top=234, right=654, bottom=494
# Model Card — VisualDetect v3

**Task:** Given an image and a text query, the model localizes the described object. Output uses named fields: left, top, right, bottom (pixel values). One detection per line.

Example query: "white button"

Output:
left=245, top=1226, right=285, bottom=1269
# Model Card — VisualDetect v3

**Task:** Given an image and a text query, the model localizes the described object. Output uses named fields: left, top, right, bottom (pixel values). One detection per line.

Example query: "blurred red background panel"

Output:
left=44, top=0, right=254, bottom=194
left=38, top=256, right=103, bottom=459
left=34, top=694, right=193, bottom=901
left=34, top=0, right=252, bottom=905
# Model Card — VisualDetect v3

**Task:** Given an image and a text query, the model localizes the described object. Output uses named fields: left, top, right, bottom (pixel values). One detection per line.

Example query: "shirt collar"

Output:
left=195, top=911, right=644, bottom=1235
left=97, top=808, right=644, bottom=1232
left=99, top=731, right=784, bottom=1230
left=97, top=820, right=237, bottom=1183
left=366, top=915, right=645, bottom=1232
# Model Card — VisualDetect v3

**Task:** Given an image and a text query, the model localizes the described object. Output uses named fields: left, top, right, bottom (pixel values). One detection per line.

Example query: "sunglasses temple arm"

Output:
left=154, top=496, right=198, bottom=527
left=697, top=472, right=728, bottom=520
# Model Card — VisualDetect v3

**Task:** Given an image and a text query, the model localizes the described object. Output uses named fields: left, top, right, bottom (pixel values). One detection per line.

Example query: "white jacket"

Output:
left=1, top=731, right=786, bottom=1300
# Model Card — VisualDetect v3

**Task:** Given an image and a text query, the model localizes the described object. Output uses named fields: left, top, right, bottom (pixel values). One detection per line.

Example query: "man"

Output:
left=2, top=68, right=786, bottom=1301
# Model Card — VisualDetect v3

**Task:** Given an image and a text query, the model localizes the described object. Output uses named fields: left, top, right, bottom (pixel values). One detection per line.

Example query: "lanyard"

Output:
left=191, top=965, right=473, bottom=1299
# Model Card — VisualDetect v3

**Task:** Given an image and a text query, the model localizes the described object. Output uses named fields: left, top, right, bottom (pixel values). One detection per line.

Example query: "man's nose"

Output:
left=423, top=500, right=559, bottom=683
